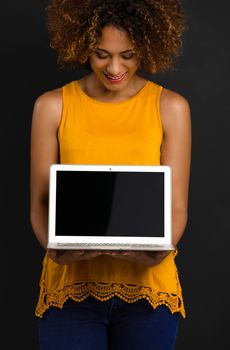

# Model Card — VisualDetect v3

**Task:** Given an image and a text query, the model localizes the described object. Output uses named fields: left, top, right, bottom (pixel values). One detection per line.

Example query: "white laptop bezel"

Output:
left=48, top=164, right=172, bottom=249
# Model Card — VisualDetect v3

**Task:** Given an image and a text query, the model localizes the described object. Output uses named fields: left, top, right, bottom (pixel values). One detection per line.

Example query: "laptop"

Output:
left=47, top=164, right=174, bottom=251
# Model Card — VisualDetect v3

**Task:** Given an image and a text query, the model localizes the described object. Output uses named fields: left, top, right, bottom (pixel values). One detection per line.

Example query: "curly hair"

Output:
left=46, top=0, right=187, bottom=73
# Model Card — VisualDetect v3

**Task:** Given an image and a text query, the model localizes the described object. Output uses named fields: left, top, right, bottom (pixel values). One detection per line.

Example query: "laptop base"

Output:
left=47, top=243, right=175, bottom=251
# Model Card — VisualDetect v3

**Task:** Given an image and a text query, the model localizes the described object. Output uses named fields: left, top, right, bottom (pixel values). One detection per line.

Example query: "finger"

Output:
left=154, top=251, right=169, bottom=259
left=102, top=250, right=122, bottom=256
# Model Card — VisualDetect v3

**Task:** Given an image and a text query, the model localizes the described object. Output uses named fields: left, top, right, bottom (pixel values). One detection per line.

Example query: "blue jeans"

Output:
left=39, top=297, right=180, bottom=350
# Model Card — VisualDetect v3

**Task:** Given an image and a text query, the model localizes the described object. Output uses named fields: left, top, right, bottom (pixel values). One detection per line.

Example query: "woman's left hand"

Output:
left=102, top=250, right=171, bottom=266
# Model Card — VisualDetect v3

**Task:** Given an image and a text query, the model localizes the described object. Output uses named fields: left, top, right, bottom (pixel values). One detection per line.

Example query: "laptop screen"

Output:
left=55, top=171, right=164, bottom=238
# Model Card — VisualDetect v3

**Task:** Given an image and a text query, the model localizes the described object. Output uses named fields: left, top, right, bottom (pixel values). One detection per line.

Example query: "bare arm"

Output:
left=160, top=89, right=191, bottom=246
left=30, top=90, right=62, bottom=249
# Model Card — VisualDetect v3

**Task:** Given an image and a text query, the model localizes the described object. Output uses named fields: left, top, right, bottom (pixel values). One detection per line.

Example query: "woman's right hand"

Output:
left=47, top=249, right=103, bottom=265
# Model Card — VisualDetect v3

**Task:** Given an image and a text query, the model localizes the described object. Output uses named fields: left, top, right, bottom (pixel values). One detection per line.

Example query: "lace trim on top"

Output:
left=35, top=253, right=185, bottom=319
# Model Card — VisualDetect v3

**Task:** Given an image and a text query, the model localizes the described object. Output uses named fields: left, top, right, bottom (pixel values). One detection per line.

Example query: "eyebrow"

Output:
left=96, top=48, right=133, bottom=54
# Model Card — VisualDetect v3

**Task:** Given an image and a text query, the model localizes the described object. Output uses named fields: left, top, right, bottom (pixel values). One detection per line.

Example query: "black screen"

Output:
left=55, top=171, right=164, bottom=237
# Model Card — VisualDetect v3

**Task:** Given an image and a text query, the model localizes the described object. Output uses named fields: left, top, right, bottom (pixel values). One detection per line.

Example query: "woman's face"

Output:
left=89, top=26, right=139, bottom=91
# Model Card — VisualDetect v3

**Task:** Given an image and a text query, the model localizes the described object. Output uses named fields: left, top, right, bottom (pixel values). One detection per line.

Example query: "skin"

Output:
left=30, top=26, right=191, bottom=266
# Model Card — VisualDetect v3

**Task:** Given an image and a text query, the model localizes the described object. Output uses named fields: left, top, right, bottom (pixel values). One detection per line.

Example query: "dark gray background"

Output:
left=1, top=1, right=230, bottom=348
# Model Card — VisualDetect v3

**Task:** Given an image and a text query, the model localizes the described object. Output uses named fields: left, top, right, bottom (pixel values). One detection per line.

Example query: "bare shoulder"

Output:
left=160, top=88, right=190, bottom=115
left=32, top=88, right=63, bottom=128
left=160, top=88, right=191, bottom=134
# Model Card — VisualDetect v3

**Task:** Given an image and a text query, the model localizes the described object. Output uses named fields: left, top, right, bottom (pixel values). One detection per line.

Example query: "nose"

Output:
left=106, top=56, right=123, bottom=76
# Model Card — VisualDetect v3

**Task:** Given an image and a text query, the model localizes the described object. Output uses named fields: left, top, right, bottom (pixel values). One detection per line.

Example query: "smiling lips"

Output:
left=103, top=71, right=128, bottom=84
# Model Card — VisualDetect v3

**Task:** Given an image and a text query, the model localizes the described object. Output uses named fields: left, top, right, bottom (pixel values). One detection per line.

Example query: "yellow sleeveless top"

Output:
left=35, top=80, right=185, bottom=318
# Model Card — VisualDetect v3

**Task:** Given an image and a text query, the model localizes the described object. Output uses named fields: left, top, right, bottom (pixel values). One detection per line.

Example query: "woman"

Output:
left=30, top=0, right=191, bottom=349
